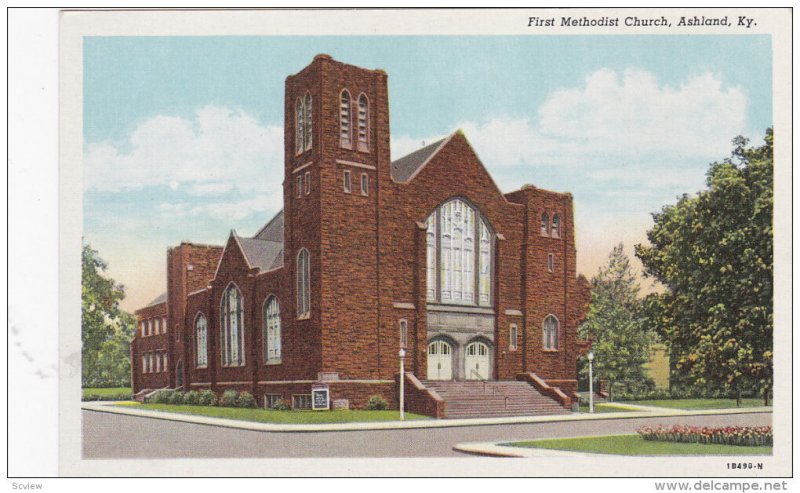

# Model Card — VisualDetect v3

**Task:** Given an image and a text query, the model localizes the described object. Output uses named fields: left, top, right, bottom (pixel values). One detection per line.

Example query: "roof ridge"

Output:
left=252, top=209, right=284, bottom=239
left=396, top=131, right=457, bottom=183
left=390, top=134, right=453, bottom=183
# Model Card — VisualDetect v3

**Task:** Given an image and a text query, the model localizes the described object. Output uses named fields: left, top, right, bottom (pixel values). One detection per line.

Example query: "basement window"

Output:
left=292, top=394, right=312, bottom=410
left=264, top=394, right=283, bottom=409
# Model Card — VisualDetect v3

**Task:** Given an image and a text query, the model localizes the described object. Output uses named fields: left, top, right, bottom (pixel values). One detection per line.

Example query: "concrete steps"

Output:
left=421, top=380, right=570, bottom=419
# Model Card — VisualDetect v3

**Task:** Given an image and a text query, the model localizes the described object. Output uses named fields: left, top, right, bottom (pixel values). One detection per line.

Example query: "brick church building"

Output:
left=132, top=55, right=591, bottom=418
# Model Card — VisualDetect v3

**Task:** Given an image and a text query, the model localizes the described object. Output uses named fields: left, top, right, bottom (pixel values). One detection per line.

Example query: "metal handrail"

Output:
left=469, top=368, right=488, bottom=389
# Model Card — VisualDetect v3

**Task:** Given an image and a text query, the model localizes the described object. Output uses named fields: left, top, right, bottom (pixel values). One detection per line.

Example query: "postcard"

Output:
left=54, top=7, right=791, bottom=479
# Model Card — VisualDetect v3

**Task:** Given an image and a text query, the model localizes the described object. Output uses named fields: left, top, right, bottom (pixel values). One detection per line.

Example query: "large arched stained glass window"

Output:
left=195, top=313, right=208, bottom=368
left=263, top=296, right=281, bottom=363
left=220, top=284, right=245, bottom=366
left=426, top=198, right=493, bottom=307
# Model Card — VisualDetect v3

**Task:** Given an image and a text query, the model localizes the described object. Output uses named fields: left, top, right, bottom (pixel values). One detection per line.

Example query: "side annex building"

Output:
left=131, top=55, right=591, bottom=418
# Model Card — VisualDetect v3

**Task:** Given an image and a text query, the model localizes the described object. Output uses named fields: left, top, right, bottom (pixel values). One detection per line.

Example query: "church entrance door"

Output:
left=427, top=340, right=453, bottom=380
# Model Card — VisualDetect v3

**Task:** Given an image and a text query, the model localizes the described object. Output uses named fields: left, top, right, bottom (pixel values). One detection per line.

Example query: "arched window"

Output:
left=295, top=97, right=304, bottom=155
left=263, top=296, right=281, bottom=363
left=426, top=198, right=493, bottom=307
left=220, top=284, right=245, bottom=366
left=195, top=313, right=208, bottom=368
left=297, top=248, right=310, bottom=318
left=303, top=92, right=313, bottom=152
left=357, top=94, right=369, bottom=151
left=551, top=214, right=561, bottom=238
left=540, top=212, right=549, bottom=235
left=339, top=90, right=351, bottom=148
left=543, top=315, right=559, bottom=350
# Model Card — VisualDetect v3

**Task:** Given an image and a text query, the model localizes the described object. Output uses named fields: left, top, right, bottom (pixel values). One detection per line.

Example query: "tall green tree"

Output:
left=636, top=129, right=773, bottom=405
left=82, top=243, right=135, bottom=387
left=579, top=244, right=655, bottom=400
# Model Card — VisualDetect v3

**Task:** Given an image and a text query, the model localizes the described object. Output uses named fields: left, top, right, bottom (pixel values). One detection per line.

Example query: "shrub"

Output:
left=81, top=391, right=133, bottom=402
left=270, top=398, right=289, bottom=411
left=183, top=391, right=200, bottom=405
left=197, top=389, right=217, bottom=406
left=167, top=391, right=185, bottom=405
left=366, top=395, right=388, bottom=410
left=220, top=389, right=239, bottom=407
left=146, top=389, right=170, bottom=404
left=613, top=387, right=744, bottom=402
left=236, top=391, right=256, bottom=408
left=637, top=425, right=772, bottom=447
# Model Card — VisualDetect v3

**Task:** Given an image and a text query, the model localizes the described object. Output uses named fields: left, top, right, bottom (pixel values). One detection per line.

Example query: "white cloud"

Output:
left=396, top=69, right=748, bottom=170
left=84, top=105, right=284, bottom=195
left=156, top=194, right=281, bottom=223
left=537, top=69, right=747, bottom=158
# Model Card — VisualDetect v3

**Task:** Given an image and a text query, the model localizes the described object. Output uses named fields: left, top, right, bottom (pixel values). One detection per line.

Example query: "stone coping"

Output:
left=81, top=401, right=772, bottom=433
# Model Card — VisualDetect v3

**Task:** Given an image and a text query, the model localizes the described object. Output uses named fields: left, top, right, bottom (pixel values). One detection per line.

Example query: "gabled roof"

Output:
left=391, top=136, right=450, bottom=182
left=253, top=209, right=284, bottom=242
left=236, top=235, right=284, bottom=272
left=147, top=292, right=167, bottom=307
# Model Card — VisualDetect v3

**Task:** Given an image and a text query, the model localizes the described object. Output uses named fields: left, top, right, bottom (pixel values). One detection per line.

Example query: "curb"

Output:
left=81, top=401, right=773, bottom=433
left=453, top=441, right=601, bottom=458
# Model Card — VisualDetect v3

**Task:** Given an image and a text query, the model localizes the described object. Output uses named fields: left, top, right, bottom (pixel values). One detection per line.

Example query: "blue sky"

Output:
left=83, top=35, right=772, bottom=311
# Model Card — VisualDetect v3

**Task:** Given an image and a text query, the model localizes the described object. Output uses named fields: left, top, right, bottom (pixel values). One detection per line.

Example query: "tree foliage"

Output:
left=82, top=243, right=135, bottom=387
left=635, top=129, right=773, bottom=403
left=579, top=244, right=655, bottom=399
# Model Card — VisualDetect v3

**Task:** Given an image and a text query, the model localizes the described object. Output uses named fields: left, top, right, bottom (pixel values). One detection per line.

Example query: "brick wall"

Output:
left=168, top=242, right=223, bottom=389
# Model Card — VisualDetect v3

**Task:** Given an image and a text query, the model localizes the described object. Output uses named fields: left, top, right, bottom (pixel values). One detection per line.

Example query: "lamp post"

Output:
left=587, top=351, right=595, bottom=414
left=399, top=348, right=406, bottom=421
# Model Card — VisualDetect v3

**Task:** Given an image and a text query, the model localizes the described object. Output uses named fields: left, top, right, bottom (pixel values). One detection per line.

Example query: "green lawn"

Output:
left=117, top=403, right=430, bottom=424
left=623, top=398, right=767, bottom=410
left=576, top=402, right=639, bottom=413
left=82, top=387, right=132, bottom=400
left=507, top=434, right=772, bottom=456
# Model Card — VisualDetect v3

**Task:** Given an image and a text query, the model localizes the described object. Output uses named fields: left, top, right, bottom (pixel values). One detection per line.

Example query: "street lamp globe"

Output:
left=587, top=351, right=594, bottom=362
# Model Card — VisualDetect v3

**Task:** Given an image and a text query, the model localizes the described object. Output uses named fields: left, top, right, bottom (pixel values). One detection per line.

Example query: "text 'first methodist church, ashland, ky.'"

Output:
left=131, top=55, right=592, bottom=418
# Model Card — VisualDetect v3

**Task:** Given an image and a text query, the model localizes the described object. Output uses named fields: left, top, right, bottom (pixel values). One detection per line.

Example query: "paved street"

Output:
left=82, top=409, right=771, bottom=458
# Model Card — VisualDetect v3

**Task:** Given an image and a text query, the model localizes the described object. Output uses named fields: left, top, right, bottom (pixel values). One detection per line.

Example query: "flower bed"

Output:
left=637, top=425, right=772, bottom=447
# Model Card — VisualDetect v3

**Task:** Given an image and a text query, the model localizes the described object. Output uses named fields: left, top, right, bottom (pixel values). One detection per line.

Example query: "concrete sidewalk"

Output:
left=81, top=400, right=772, bottom=433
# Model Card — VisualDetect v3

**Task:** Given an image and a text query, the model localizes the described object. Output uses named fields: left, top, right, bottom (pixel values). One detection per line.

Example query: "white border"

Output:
left=19, top=6, right=789, bottom=479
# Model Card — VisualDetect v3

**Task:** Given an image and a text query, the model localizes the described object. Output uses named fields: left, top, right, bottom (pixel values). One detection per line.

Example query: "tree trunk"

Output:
left=736, top=389, right=742, bottom=408
left=763, top=387, right=770, bottom=406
